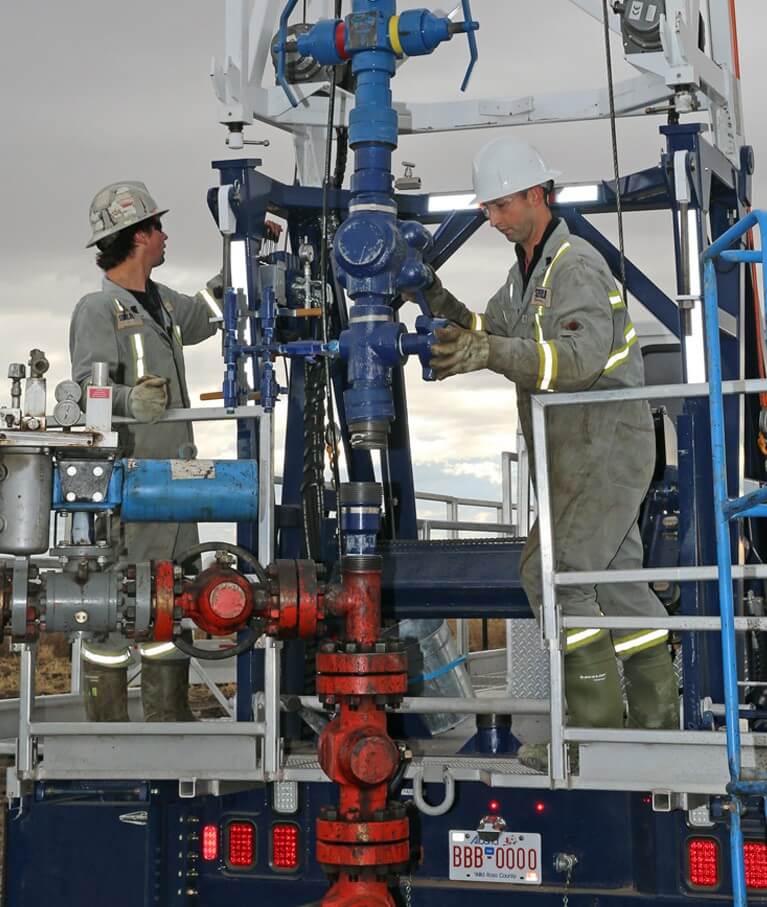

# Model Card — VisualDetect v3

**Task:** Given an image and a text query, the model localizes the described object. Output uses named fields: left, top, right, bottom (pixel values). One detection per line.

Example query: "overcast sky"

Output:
left=1, top=1, right=765, bottom=525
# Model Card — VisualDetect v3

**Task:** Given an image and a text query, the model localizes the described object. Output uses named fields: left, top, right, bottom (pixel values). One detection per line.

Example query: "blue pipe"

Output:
left=703, top=255, right=747, bottom=905
left=121, top=459, right=259, bottom=523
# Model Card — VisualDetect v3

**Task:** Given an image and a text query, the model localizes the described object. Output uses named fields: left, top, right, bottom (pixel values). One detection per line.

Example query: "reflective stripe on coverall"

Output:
left=71, top=276, right=218, bottom=663
left=428, top=220, right=669, bottom=660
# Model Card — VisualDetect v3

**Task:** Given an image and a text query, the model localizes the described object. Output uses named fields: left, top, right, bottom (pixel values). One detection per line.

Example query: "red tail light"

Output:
left=745, top=841, right=767, bottom=889
left=271, top=822, right=300, bottom=871
left=227, top=821, right=256, bottom=868
left=687, top=837, right=720, bottom=888
left=201, top=823, right=218, bottom=861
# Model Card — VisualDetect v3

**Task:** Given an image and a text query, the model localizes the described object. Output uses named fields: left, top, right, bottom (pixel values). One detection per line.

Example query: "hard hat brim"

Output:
left=85, top=208, right=170, bottom=249
left=475, top=170, right=563, bottom=206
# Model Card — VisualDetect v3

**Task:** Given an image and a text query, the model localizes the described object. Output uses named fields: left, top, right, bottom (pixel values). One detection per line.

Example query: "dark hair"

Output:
left=95, top=220, right=154, bottom=271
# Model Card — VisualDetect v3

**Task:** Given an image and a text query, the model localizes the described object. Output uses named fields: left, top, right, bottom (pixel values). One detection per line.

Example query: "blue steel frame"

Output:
left=702, top=210, right=767, bottom=906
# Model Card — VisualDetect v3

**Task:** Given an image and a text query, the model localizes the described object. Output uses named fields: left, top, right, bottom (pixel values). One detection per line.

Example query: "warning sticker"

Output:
left=88, top=387, right=110, bottom=399
left=628, top=1, right=644, bottom=21
left=170, top=460, right=216, bottom=480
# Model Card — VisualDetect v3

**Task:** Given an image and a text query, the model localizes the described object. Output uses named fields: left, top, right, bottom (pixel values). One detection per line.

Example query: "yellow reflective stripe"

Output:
left=609, top=292, right=625, bottom=310
left=141, top=641, right=179, bottom=659
left=131, top=333, right=146, bottom=379
left=471, top=312, right=484, bottom=332
left=388, top=15, right=404, bottom=55
left=614, top=629, right=669, bottom=656
left=565, top=628, right=605, bottom=651
left=112, top=298, right=125, bottom=313
left=200, top=288, right=223, bottom=318
left=603, top=324, right=637, bottom=374
left=539, top=341, right=557, bottom=391
left=82, top=647, right=132, bottom=667
left=174, top=325, right=183, bottom=346
left=534, top=309, right=558, bottom=391
left=541, top=241, right=571, bottom=288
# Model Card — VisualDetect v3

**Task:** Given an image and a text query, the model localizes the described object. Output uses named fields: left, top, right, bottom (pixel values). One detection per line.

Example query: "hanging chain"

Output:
left=562, top=862, right=573, bottom=907
left=400, top=872, right=413, bottom=907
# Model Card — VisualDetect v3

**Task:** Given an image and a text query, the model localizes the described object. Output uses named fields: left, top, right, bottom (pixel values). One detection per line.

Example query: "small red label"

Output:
left=88, top=388, right=110, bottom=399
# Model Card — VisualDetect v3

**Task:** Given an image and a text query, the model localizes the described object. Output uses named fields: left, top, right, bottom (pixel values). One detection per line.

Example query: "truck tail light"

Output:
left=687, top=837, right=720, bottom=888
left=227, top=820, right=256, bottom=868
left=745, top=841, right=767, bottom=889
left=201, top=823, right=219, bottom=861
left=271, top=822, right=300, bottom=871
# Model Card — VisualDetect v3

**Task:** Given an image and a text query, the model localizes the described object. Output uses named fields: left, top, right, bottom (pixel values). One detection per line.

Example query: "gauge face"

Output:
left=55, top=380, right=82, bottom=404
left=625, top=0, right=662, bottom=32
left=53, top=400, right=81, bottom=427
left=622, top=0, right=664, bottom=52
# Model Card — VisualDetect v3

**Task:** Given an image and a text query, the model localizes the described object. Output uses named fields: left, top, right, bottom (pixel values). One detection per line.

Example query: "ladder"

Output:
left=702, top=209, right=767, bottom=906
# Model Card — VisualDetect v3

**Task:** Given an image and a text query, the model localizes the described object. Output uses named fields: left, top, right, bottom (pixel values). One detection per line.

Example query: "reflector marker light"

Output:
left=687, top=837, right=719, bottom=888
left=202, top=824, right=218, bottom=862
left=227, top=821, right=256, bottom=867
left=271, top=822, right=300, bottom=871
left=745, top=841, right=767, bottom=889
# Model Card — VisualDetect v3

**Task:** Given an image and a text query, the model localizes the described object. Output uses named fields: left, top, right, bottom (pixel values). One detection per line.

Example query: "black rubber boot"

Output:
left=83, top=663, right=129, bottom=722
left=140, top=658, right=196, bottom=722
left=623, top=643, right=679, bottom=729
left=518, top=634, right=623, bottom=773
left=564, top=634, right=625, bottom=728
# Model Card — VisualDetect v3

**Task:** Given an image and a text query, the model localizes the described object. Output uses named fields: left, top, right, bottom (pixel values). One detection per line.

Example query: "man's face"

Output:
left=481, top=190, right=536, bottom=244
left=135, top=217, right=167, bottom=267
left=145, top=217, right=167, bottom=267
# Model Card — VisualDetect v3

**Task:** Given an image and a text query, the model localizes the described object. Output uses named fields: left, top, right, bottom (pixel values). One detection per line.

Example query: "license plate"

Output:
left=448, top=830, right=542, bottom=885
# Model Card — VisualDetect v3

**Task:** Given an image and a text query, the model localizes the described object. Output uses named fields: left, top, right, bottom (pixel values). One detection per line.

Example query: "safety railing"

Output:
left=530, top=210, right=767, bottom=906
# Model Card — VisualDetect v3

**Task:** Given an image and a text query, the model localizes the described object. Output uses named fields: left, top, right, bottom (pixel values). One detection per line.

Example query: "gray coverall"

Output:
left=71, top=276, right=218, bottom=560
left=70, top=275, right=218, bottom=665
left=429, top=220, right=669, bottom=660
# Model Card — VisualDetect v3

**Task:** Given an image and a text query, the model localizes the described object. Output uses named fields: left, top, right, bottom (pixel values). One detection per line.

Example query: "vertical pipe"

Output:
left=702, top=257, right=746, bottom=904
left=531, top=396, right=566, bottom=782
left=17, top=644, right=36, bottom=776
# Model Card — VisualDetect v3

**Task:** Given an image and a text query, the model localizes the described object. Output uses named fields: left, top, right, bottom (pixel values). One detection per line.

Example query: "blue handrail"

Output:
left=701, top=209, right=767, bottom=905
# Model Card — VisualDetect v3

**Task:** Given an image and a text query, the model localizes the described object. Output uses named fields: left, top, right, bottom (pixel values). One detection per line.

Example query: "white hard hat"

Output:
left=86, top=181, right=168, bottom=248
left=472, top=136, right=562, bottom=205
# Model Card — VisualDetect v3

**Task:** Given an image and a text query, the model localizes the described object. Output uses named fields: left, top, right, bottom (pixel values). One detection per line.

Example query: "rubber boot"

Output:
left=518, top=634, right=624, bottom=773
left=623, top=643, right=679, bottom=729
left=83, top=663, right=130, bottom=722
left=141, top=658, right=196, bottom=722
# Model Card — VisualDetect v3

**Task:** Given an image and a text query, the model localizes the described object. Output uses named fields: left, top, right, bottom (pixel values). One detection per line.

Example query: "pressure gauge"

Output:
left=53, top=400, right=81, bottom=428
left=55, top=380, right=82, bottom=404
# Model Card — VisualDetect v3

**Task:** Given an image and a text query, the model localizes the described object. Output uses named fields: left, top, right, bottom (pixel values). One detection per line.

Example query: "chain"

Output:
left=400, top=873, right=413, bottom=907
left=562, top=863, right=573, bottom=907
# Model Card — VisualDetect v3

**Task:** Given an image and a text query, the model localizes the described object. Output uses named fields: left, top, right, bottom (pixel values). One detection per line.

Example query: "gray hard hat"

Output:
left=86, top=181, right=168, bottom=248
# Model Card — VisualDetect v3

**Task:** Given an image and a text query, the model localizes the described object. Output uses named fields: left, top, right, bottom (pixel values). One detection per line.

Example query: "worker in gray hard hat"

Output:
left=70, top=180, right=225, bottom=723
left=409, top=136, right=679, bottom=772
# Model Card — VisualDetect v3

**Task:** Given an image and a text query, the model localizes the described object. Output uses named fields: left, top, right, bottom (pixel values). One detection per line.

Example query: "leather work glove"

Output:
left=206, top=271, right=224, bottom=301
left=429, top=324, right=490, bottom=380
left=129, top=375, right=169, bottom=423
left=265, top=219, right=283, bottom=242
left=401, top=266, right=440, bottom=311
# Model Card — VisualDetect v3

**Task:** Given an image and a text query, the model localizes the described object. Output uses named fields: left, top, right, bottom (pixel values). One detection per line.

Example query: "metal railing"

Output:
left=531, top=210, right=767, bottom=906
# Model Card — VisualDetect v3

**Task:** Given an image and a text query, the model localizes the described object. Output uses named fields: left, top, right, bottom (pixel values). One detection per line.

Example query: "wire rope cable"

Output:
left=602, top=0, right=628, bottom=304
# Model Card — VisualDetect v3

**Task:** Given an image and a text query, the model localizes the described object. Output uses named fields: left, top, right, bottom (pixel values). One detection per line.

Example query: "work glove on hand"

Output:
left=265, top=219, right=283, bottom=242
left=129, top=375, right=169, bottom=423
left=401, top=267, right=441, bottom=312
left=429, top=325, right=490, bottom=380
left=401, top=270, right=475, bottom=330
left=206, top=271, right=224, bottom=301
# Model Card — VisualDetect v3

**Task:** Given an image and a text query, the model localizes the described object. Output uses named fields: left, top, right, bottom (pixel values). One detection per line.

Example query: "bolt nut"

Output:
left=92, top=492, right=104, bottom=503
left=65, top=492, right=76, bottom=503
left=92, top=466, right=104, bottom=477
left=66, top=465, right=78, bottom=477
left=73, top=611, right=89, bottom=625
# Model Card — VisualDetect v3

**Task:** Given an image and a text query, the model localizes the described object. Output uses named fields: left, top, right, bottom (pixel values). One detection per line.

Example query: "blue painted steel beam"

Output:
left=563, top=209, right=680, bottom=337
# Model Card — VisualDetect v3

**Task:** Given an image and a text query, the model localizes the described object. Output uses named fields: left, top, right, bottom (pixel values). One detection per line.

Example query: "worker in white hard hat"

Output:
left=70, top=181, right=280, bottom=723
left=409, top=136, right=679, bottom=772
